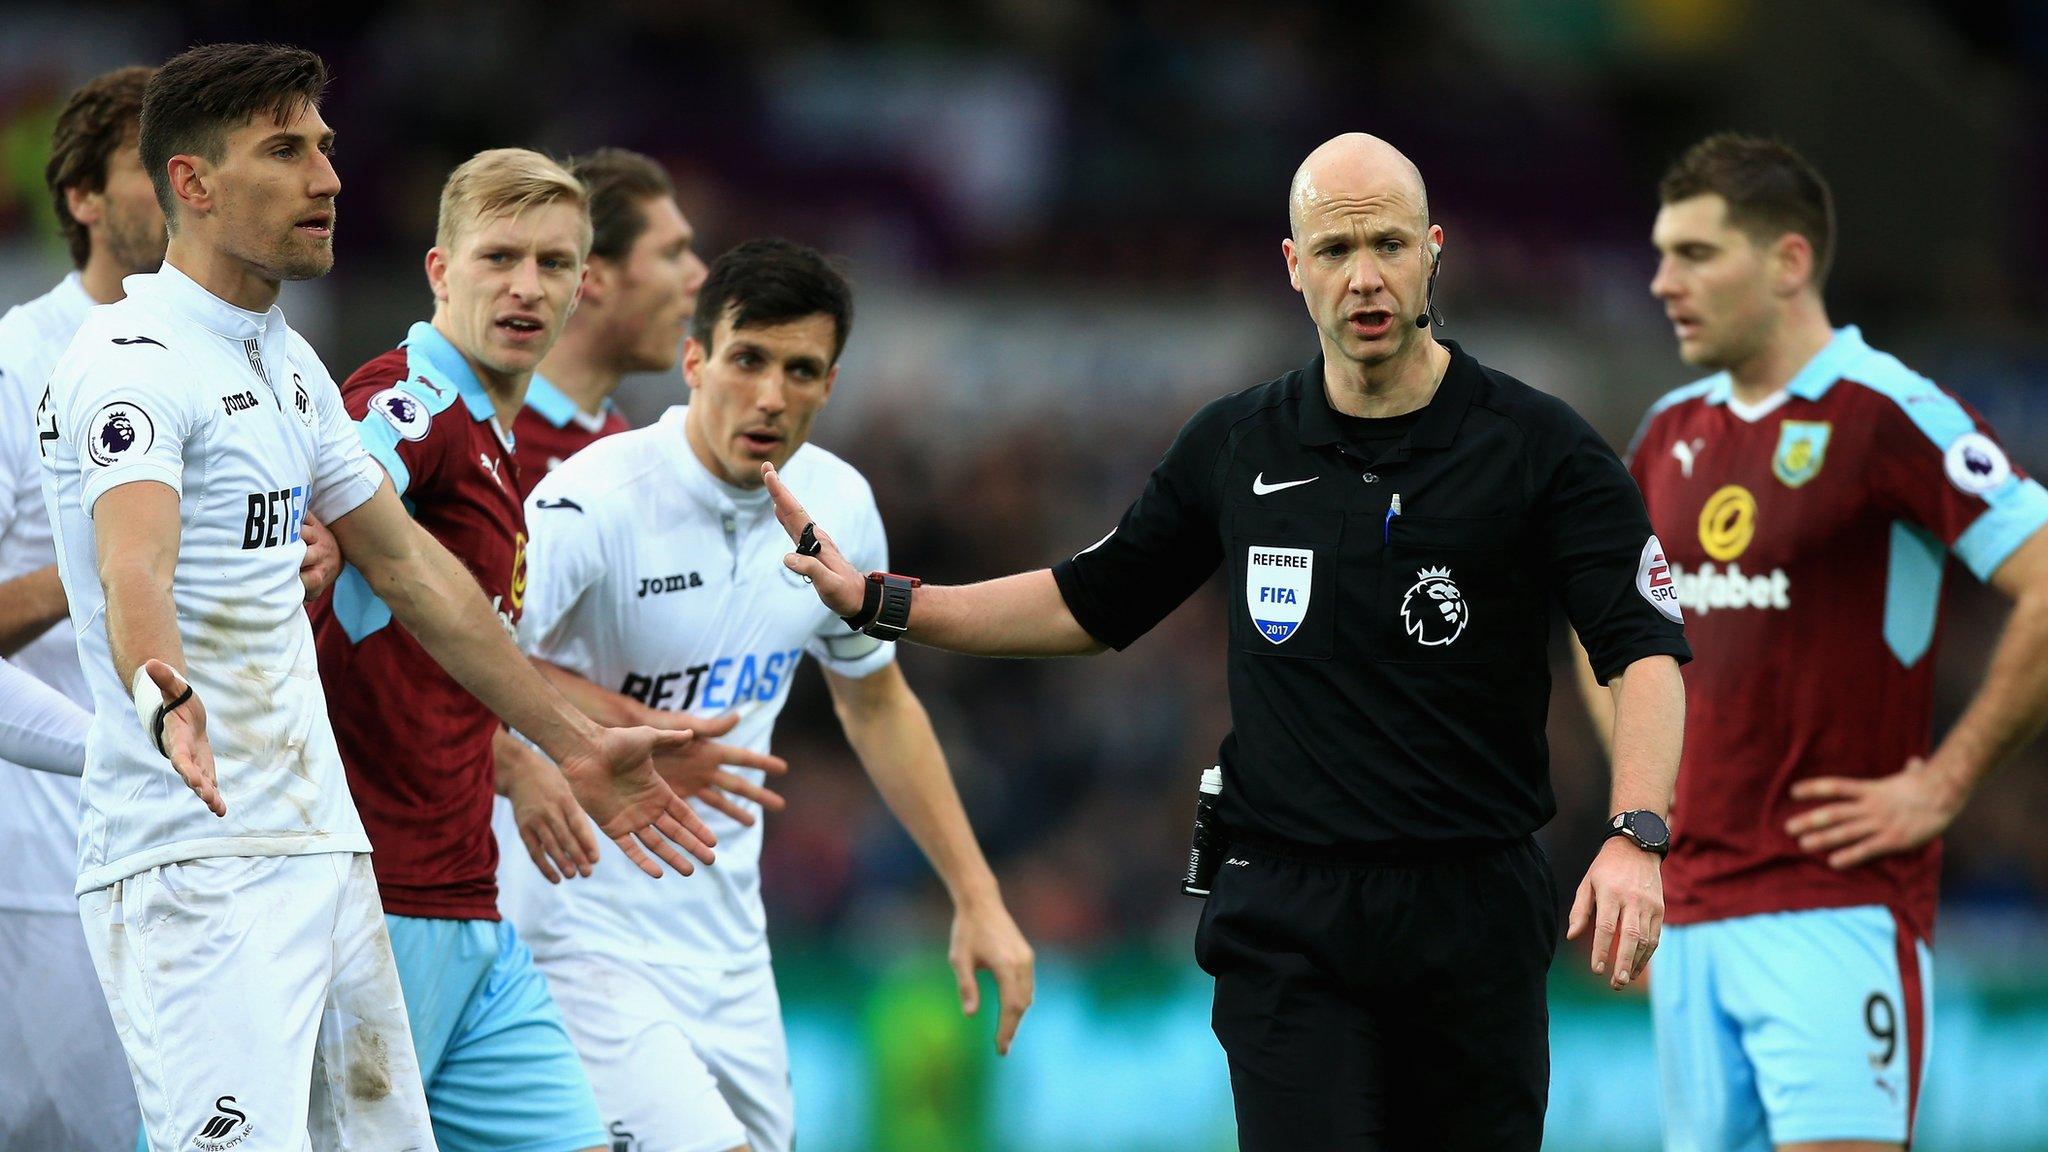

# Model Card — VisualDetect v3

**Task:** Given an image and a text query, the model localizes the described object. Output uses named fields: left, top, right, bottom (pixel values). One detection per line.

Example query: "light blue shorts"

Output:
left=1652, top=904, right=1932, bottom=1151
left=387, top=914, right=606, bottom=1152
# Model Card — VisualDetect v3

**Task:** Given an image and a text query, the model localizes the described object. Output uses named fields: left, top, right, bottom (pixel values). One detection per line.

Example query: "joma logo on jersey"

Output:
left=241, top=486, right=306, bottom=550
left=621, top=647, right=804, bottom=713
left=637, top=572, right=704, bottom=597
left=1670, top=561, right=1790, bottom=616
left=222, top=390, right=259, bottom=415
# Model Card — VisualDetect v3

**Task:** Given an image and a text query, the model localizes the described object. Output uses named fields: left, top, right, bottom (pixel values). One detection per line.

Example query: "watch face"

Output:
left=1631, top=810, right=1670, bottom=847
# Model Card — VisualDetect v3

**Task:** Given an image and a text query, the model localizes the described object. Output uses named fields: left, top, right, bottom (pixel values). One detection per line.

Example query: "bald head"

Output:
left=1288, top=133, right=1429, bottom=239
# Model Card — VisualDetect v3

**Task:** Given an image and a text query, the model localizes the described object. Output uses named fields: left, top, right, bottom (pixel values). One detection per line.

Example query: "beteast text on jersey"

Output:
left=618, top=647, right=805, bottom=712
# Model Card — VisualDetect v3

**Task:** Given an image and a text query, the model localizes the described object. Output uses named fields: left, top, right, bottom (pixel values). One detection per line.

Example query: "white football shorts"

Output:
left=79, top=851, right=436, bottom=1152
left=540, top=952, right=792, bottom=1152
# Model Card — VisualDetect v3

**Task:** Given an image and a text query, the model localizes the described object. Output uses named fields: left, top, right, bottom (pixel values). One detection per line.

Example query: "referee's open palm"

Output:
left=762, top=462, right=864, bottom=616
left=558, top=726, right=726, bottom=879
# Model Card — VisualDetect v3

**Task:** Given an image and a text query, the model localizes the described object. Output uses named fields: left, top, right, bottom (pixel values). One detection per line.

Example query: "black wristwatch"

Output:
left=1604, top=809, right=1671, bottom=857
left=842, top=571, right=921, bottom=641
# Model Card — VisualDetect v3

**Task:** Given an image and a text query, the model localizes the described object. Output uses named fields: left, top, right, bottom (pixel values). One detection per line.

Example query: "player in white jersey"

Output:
left=40, top=45, right=758, bottom=1152
left=0, top=64, right=159, bottom=1151
left=498, top=239, right=1035, bottom=1152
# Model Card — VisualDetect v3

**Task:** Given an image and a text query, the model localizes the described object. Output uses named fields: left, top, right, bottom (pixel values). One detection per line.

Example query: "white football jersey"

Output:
left=0, top=272, right=96, bottom=912
left=38, top=263, right=384, bottom=893
left=497, top=406, right=893, bottom=968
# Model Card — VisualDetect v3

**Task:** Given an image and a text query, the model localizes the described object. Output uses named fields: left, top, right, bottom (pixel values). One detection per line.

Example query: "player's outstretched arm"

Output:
left=92, top=481, right=222, bottom=816
left=763, top=462, right=1104, bottom=658
left=327, top=476, right=759, bottom=878
left=528, top=658, right=787, bottom=826
left=0, top=565, right=68, bottom=658
left=825, top=663, right=1035, bottom=1054
left=493, top=728, right=600, bottom=883
left=1567, top=652, right=1682, bottom=991
left=0, top=656, right=89, bottom=776
left=1790, top=526, right=2048, bottom=868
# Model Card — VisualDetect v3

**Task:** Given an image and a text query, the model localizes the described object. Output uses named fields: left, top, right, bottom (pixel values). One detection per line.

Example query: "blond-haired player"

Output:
left=307, top=148, right=782, bottom=1152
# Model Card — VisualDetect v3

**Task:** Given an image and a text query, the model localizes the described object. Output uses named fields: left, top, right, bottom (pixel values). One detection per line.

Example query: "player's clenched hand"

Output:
left=762, top=462, right=864, bottom=617
left=1567, top=836, right=1663, bottom=991
left=1786, top=757, right=1966, bottom=869
left=499, top=733, right=600, bottom=883
left=557, top=726, right=722, bottom=879
left=145, top=659, right=224, bottom=818
left=949, top=898, right=1035, bottom=1056
left=298, top=514, right=342, bottom=602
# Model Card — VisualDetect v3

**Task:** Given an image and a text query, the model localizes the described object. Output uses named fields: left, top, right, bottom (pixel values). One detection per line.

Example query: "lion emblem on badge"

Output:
left=371, top=387, right=432, bottom=441
left=1400, top=566, right=1469, bottom=647
left=86, top=401, right=153, bottom=466
left=99, top=412, right=135, bottom=454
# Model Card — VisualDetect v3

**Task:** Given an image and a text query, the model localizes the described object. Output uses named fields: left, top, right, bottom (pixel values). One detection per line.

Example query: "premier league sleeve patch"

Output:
left=85, top=401, right=155, bottom=468
left=1637, top=535, right=1683, bottom=623
left=370, top=387, right=432, bottom=441
left=1943, top=432, right=2011, bottom=496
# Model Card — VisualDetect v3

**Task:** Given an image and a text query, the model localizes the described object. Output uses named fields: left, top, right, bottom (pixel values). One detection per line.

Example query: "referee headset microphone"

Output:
left=1419, top=238, right=1445, bottom=328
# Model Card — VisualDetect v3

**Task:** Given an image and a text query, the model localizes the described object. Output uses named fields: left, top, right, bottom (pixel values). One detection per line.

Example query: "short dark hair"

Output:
left=139, top=43, right=329, bottom=223
left=570, top=148, right=677, bottom=262
left=46, top=66, right=154, bottom=268
left=692, top=238, right=854, bottom=362
left=1660, top=133, right=1836, bottom=287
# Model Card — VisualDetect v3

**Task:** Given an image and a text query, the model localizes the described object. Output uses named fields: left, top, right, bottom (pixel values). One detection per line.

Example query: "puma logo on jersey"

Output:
left=1671, top=438, right=1705, bottom=478
left=636, top=572, right=704, bottom=597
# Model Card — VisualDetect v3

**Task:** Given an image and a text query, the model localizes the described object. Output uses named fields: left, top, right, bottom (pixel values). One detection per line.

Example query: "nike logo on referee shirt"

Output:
left=1252, top=473, right=1318, bottom=495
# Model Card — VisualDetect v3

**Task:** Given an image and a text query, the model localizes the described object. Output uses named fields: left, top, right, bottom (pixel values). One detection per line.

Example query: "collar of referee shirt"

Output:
left=1295, top=338, right=1481, bottom=462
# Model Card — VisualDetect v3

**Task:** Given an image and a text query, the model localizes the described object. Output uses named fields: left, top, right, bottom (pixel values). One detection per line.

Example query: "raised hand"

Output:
left=762, top=462, right=865, bottom=616
left=145, top=658, right=224, bottom=817
left=555, top=726, right=724, bottom=879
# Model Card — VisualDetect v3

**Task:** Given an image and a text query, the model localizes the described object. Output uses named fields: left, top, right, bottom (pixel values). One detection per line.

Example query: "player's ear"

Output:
left=166, top=154, right=209, bottom=218
left=424, top=246, right=451, bottom=305
left=65, top=184, right=105, bottom=228
left=681, top=336, right=704, bottom=388
left=1282, top=237, right=1302, bottom=292
left=1771, top=231, right=1814, bottom=296
left=577, top=257, right=611, bottom=307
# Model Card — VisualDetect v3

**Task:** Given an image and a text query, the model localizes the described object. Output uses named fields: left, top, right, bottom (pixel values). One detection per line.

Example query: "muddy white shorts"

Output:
left=80, top=851, right=436, bottom=1152
left=539, top=952, right=792, bottom=1152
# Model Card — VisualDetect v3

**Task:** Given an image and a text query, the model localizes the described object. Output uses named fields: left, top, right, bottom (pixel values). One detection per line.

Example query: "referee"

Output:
left=766, top=132, right=1689, bottom=1150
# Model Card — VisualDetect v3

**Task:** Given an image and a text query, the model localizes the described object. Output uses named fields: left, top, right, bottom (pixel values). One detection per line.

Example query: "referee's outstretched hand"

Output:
left=763, top=462, right=865, bottom=618
left=1566, top=837, right=1664, bottom=991
left=146, top=659, right=225, bottom=818
left=557, top=726, right=730, bottom=879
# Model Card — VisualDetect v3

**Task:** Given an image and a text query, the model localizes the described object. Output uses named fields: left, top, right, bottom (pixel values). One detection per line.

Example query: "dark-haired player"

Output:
left=0, top=63, right=158, bottom=1151
left=40, top=44, right=730, bottom=1150
left=1578, top=134, right=2048, bottom=1152
left=499, top=238, right=1033, bottom=1152
left=515, top=148, right=706, bottom=498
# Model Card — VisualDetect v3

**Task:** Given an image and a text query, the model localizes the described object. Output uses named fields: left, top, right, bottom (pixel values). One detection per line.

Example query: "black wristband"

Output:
left=153, top=684, right=195, bottom=756
left=841, top=572, right=921, bottom=641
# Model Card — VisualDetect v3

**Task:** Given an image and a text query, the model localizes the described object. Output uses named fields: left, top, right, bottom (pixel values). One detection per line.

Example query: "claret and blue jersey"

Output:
left=1630, top=325, right=2048, bottom=943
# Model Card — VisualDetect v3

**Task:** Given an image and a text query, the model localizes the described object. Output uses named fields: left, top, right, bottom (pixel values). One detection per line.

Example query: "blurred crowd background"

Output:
left=4, top=1, right=2047, bottom=1147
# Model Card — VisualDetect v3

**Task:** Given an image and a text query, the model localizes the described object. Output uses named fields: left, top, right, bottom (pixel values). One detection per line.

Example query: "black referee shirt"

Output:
left=1052, top=341, right=1690, bottom=852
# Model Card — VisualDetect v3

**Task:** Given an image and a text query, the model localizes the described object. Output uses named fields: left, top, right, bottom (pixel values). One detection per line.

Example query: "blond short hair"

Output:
left=434, top=147, right=591, bottom=255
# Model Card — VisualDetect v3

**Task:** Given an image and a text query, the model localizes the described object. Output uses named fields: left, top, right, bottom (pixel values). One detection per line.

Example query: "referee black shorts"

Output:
left=1194, top=835, right=1560, bottom=1151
